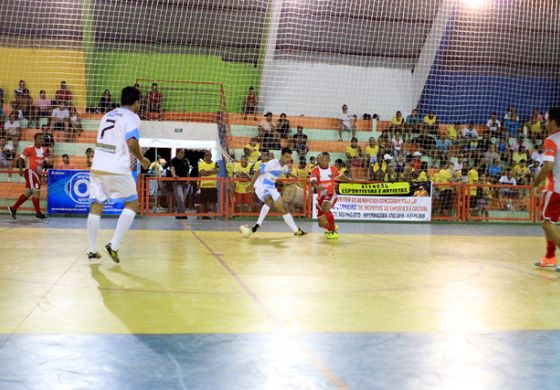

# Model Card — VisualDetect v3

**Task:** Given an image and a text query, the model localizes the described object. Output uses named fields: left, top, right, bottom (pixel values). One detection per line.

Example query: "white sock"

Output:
left=110, top=208, right=136, bottom=251
left=87, top=213, right=101, bottom=253
left=256, top=204, right=270, bottom=226
left=282, top=213, right=298, bottom=233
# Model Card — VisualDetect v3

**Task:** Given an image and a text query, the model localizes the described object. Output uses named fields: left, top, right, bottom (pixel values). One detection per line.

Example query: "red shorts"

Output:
left=235, top=192, right=253, bottom=205
left=316, top=193, right=337, bottom=218
left=24, top=169, right=41, bottom=190
left=541, top=191, right=560, bottom=223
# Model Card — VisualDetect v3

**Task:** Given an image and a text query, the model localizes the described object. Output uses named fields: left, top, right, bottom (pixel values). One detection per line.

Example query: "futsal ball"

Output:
left=239, top=225, right=252, bottom=238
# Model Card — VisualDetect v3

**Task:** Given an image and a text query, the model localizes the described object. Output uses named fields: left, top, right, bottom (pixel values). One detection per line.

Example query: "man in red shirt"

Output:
left=8, top=133, right=48, bottom=219
left=534, top=107, right=560, bottom=269
left=310, top=152, right=347, bottom=239
left=147, top=83, right=163, bottom=120
left=55, top=81, right=72, bottom=105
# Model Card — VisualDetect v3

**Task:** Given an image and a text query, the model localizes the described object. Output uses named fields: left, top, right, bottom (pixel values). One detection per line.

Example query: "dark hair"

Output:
left=62, top=154, right=69, bottom=158
left=248, top=86, right=254, bottom=90
left=321, top=151, right=330, bottom=157
left=548, top=107, right=560, bottom=127
left=40, top=90, right=45, bottom=94
left=121, top=86, right=141, bottom=106
left=85, top=147, right=94, bottom=154
left=351, top=137, right=358, bottom=142
left=152, top=83, right=158, bottom=87
left=281, top=147, right=292, bottom=156
left=34, top=132, right=42, bottom=140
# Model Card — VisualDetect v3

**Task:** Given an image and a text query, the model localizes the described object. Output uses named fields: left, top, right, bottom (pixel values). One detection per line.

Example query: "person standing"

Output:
left=170, top=148, right=190, bottom=219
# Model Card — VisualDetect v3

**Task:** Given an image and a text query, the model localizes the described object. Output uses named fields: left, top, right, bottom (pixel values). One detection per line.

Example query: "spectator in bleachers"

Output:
left=230, top=154, right=253, bottom=213
left=170, top=148, right=190, bottom=219
left=411, top=151, right=422, bottom=171
left=462, top=123, right=479, bottom=139
left=5, top=112, right=21, bottom=152
left=496, top=137, right=510, bottom=161
left=276, top=113, right=291, bottom=145
left=334, top=158, right=347, bottom=177
left=414, top=161, right=429, bottom=182
left=476, top=173, right=492, bottom=219
left=308, top=155, right=317, bottom=169
left=18, top=89, right=33, bottom=123
left=477, top=132, right=491, bottom=157
left=406, top=108, right=422, bottom=133
left=467, top=163, right=479, bottom=214
left=530, top=144, right=544, bottom=168
left=527, top=109, right=543, bottom=143
left=365, top=137, right=379, bottom=166
left=435, top=132, right=452, bottom=163
left=68, top=106, right=83, bottom=140
left=33, top=90, right=51, bottom=128
left=504, top=105, right=517, bottom=120
left=510, top=136, right=530, bottom=153
left=465, top=134, right=479, bottom=160
left=498, top=169, right=517, bottom=208
left=55, top=81, right=72, bottom=105
left=433, top=160, right=454, bottom=214
left=338, top=104, right=356, bottom=141
left=512, top=145, right=528, bottom=166
left=50, top=102, right=70, bottom=140
left=423, top=111, right=438, bottom=134
left=345, top=137, right=363, bottom=168
left=391, top=130, right=404, bottom=156
left=0, top=138, right=11, bottom=168
left=147, top=83, right=163, bottom=120
left=291, top=125, right=308, bottom=159
left=85, top=147, right=94, bottom=169
left=198, top=150, right=218, bottom=219
left=14, top=80, right=29, bottom=106
left=390, top=111, right=405, bottom=131
left=484, top=144, right=500, bottom=164
left=512, top=159, right=530, bottom=185
left=41, top=125, right=55, bottom=157
left=384, top=163, right=398, bottom=182
left=57, top=154, right=77, bottom=169
left=444, top=122, right=458, bottom=142
left=243, top=86, right=257, bottom=121
left=503, top=109, right=520, bottom=137
left=413, top=128, right=435, bottom=157
left=488, top=158, right=502, bottom=183
left=486, top=112, right=501, bottom=135
left=98, top=89, right=113, bottom=113
left=244, top=137, right=260, bottom=163
left=259, top=112, right=277, bottom=150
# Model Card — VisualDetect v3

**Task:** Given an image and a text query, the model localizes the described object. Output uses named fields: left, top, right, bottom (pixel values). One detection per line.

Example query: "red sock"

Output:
left=32, top=197, right=41, bottom=214
left=12, top=194, right=29, bottom=210
left=546, top=240, right=556, bottom=259
left=325, top=211, right=336, bottom=232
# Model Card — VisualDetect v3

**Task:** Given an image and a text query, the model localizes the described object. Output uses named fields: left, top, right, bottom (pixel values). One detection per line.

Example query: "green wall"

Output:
left=89, top=52, right=259, bottom=113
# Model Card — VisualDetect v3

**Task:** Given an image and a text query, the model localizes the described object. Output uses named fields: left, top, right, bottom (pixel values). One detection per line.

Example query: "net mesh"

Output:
left=0, top=0, right=559, bottom=219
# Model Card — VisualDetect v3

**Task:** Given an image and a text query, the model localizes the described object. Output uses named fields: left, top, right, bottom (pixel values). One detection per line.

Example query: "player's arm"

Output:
left=127, top=137, right=150, bottom=170
left=532, top=161, right=552, bottom=189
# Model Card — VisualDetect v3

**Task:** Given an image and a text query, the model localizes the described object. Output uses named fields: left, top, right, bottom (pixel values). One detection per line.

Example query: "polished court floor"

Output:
left=1, top=217, right=560, bottom=389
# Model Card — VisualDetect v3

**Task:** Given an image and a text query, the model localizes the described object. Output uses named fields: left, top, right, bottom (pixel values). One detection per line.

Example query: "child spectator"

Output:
left=57, top=154, right=77, bottom=169
left=98, top=89, right=112, bottom=113
left=85, top=147, right=94, bottom=169
left=243, top=86, right=257, bottom=120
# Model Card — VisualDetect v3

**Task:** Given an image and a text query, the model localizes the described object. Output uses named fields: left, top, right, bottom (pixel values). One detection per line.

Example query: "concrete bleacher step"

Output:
left=230, top=124, right=376, bottom=143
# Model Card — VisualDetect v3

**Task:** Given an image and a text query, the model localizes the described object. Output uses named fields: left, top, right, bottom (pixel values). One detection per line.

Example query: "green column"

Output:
left=82, top=0, right=95, bottom=107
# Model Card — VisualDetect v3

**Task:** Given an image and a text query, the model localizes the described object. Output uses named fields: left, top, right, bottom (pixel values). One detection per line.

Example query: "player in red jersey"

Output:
left=534, top=107, right=560, bottom=270
left=8, top=133, right=48, bottom=219
left=310, top=152, right=347, bottom=239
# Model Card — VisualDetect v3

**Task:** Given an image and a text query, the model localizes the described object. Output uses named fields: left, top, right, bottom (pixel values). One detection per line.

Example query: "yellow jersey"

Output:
left=530, top=121, right=542, bottom=134
left=365, top=145, right=379, bottom=159
left=435, top=168, right=453, bottom=190
left=467, top=168, right=478, bottom=196
left=232, top=162, right=252, bottom=193
left=345, top=145, right=360, bottom=158
left=391, top=117, right=404, bottom=126
left=413, top=170, right=428, bottom=182
left=423, top=115, right=437, bottom=126
left=198, top=160, right=217, bottom=188
left=446, top=125, right=457, bottom=140
left=245, top=143, right=260, bottom=162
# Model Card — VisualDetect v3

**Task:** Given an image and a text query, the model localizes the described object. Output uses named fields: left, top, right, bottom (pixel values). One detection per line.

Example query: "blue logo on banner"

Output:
left=48, top=170, right=129, bottom=215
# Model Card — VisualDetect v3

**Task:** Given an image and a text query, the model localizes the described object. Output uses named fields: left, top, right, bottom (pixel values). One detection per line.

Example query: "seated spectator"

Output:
left=4, top=112, right=21, bottom=151
left=461, top=123, right=479, bottom=139
left=467, top=163, right=479, bottom=213
left=390, top=111, right=405, bottom=130
left=510, top=137, right=530, bottom=153
left=465, top=136, right=478, bottom=160
left=496, top=137, right=509, bottom=159
left=384, top=163, right=398, bottom=182
left=512, top=159, right=530, bottom=185
left=57, top=154, right=77, bottom=169
left=98, top=89, right=112, bottom=113
left=147, top=83, right=163, bottom=120
left=365, top=137, right=379, bottom=165
left=55, top=81, right=73, bottom=105
left=198, top=150, right=218, bottom=219
left=14, top=80, right=28, bottom=99
left=41, top=125, right=55, bottom=157
left=503, top=111, right=520, bottom=137
left=18, top=89, right=33, bottom=122
left=276, top=113, right=291, bottom=145
left=338, top=104, right=356, bottom=141
left=243, top=86, right=257, bottom=120
left=308, top=155, right=317, bottom=169
left=411, top=151, right=422, bottom=171
left=244, top=137, right=260, bottom=163
left=413, top=161, right=429, bottom=182
left=291, top=125, right=308, bottom=158
left=50, top=102, right=70, bottom=139
left=345, top=137, right=363, bottom=167
left=530, top=145, right=544, bottom=168
left=334, top=158, right=348, bottom=177
left=406, top=108, right=422, bottom=132
left=85, top=147, right=94, bottom=169
left=259, top=112, right=278, bottom=150
left=33, top=90, right=51, bottom=128
left=413, top=128, right=435, bottom=156
left=423, top=111, right=438, bottom=134
left=477, top=132, right=491, bottom=158
left=445, top=122, right=459, bottom=141
left=504, top=105, right=517, bottom=121
left=526, top=109, right=543, bottom=143
left=486, top=112, right=501, bottom=135
left=484, top=144, right=500, bottom=163
left=0, top=138, right=11, bottom=168
left=498, top=169, right=517, bottom=206
left=488, top=158, right=502, bottom=182
left=391, top=130, right=404, bottom=156
left=68, top=106, right=83, bottom=141
left=435, top=132, right=452, bottom=162
left=512, top=145, right=528, bottom=165
left=402, top=164, right=414, bottom=182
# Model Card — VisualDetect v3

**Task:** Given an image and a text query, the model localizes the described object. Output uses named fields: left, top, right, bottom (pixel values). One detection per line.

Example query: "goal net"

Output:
left=0, top=0, right=558, bottom=218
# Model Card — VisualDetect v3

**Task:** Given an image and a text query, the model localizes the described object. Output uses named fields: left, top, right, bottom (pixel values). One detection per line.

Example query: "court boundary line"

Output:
left=190, top=230, right=350, bottom=390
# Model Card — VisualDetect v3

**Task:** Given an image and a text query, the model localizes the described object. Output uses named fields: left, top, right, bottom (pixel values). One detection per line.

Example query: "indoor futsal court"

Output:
left=1, top=0, right=560, bottom=389
left=2, top=218, right=560, bottom=389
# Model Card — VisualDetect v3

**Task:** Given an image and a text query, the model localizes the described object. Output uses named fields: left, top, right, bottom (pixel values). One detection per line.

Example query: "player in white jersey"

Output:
left=87, top=87, right=150, bottom=262
left=250, top=147, right=306, bottom=236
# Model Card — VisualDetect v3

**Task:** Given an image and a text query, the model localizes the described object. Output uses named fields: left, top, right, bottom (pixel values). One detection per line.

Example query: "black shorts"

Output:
left=200, top=188, right=218, bottom=204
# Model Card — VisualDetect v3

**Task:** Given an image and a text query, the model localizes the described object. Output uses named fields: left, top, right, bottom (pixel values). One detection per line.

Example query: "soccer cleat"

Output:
left=7, top=206, right=16, bottom=219
left=252, top=223, right=260, bottom=233
left=534, top=257, right=557, bottom=268
left=105, top=243, right=120, bottom=264
left=294, top=228, right=307, bottom=237
left=325, top=231, right=339, bottom=240
left=35, top=212, right=47, bottom=220
left=88, top=252, right=101, bottom=261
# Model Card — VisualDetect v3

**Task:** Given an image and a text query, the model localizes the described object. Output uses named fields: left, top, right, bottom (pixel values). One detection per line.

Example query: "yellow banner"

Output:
left=339, top=182, right=411, bottom=195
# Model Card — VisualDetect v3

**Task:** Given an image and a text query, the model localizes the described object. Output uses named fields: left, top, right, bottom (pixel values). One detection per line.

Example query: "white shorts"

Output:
left=90, top=172, right=137, bottom=204
left=255, top=186, right=281, bottom=202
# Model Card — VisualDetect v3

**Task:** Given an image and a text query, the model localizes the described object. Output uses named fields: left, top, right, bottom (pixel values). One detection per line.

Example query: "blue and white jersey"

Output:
left=91, top=107, right=140, bottom=174
left=254, top=159, right=289, bottom=189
